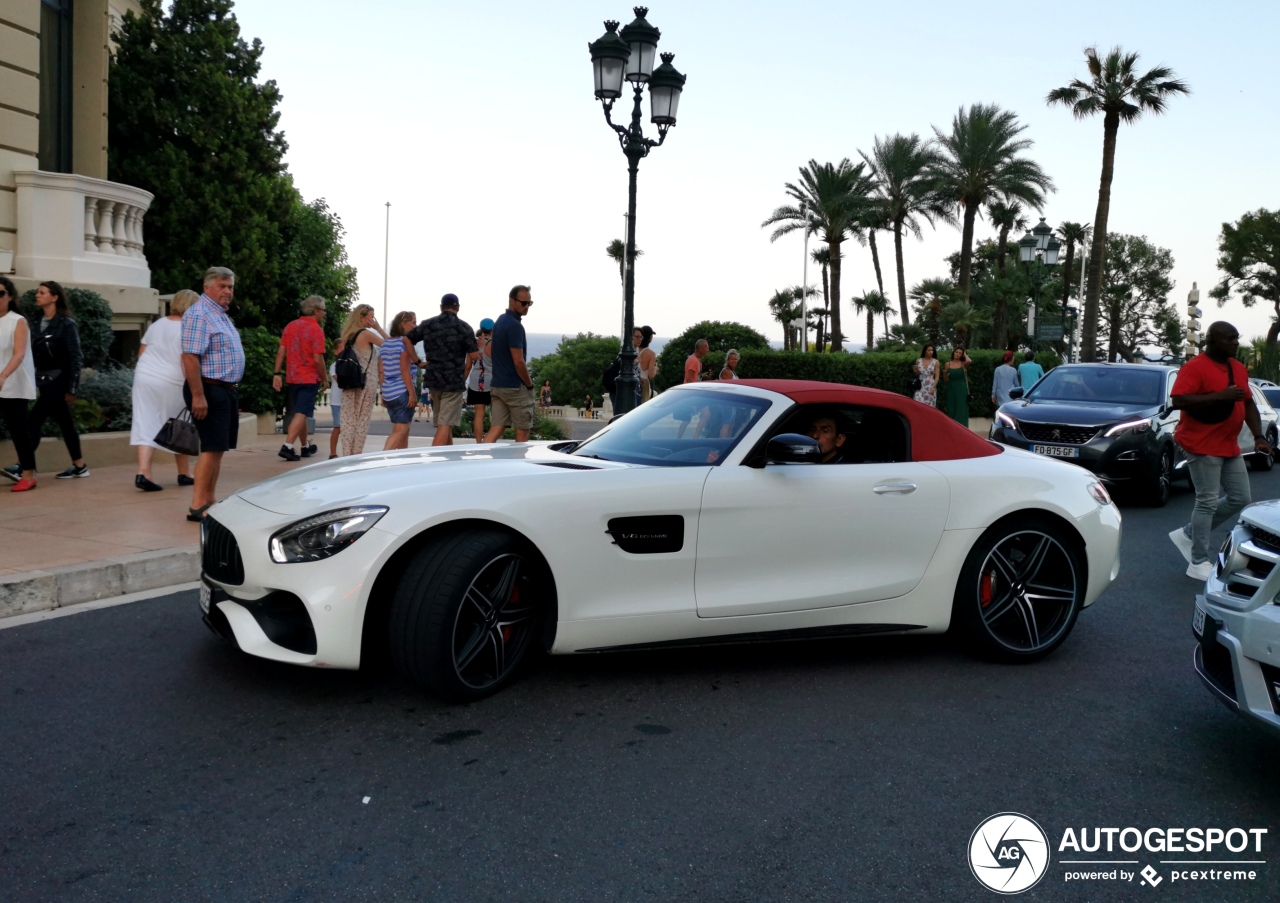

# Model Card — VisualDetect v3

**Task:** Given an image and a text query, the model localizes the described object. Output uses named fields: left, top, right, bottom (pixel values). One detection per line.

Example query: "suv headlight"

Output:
left=1104, top=418, right=1153, bottom=437
left=995, top=411, right=1018, bottom=431
left=269, top=506, right=388, bottom=563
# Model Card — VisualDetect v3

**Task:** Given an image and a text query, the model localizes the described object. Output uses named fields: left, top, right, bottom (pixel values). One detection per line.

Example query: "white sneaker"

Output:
left=1169, top=527, right=1194, bottom=564
left=1186, top=560, right=1214, bottom=581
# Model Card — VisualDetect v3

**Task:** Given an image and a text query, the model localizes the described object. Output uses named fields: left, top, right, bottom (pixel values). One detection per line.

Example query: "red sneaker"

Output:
left=11, top=477, right=37, bottom=492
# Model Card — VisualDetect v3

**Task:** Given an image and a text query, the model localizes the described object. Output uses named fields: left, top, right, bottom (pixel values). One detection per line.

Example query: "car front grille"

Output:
left=202, top=517, right=245, bottom=586
left=1250, top=525, right=1280, bottom=556
left=1018, top=422, right=1099, bottom=444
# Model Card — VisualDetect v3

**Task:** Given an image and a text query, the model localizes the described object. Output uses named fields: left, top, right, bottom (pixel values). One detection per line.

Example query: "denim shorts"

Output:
left=384, top=393, right=413, bottom=425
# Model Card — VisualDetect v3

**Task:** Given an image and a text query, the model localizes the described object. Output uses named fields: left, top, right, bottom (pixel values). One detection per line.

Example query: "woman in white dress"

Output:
left=0, top=275, right=38, bottom=492
left=130, top=289, right=197, bottom=491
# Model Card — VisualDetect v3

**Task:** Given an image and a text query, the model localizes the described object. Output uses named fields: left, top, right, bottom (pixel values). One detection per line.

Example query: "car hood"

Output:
left=1240, top=499, right=1280, bottom=533
left=1000, top=398, right=1159, bottom=425
left=234, top=442, right=631, bottom=515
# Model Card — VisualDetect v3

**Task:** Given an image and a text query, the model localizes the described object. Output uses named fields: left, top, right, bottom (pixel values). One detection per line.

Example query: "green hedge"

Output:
left=700, top=349, right=1060, bottom=419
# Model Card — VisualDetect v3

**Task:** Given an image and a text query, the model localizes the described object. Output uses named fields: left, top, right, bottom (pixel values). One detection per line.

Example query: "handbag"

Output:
left=1185, top=359, right=1237, bottom=424
left=154, top=407, right=201, bottom=456
left=909, top=373, right=922, bottom=392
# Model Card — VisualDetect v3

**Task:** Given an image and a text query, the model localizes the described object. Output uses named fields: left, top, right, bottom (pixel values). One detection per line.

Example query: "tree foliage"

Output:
left=1097, top=234, right=1178, bottom=361
left=109, top=0, right=356, bottom=336
left=1211, top=208, right=1280, bottom=346
left=654, top=321, right=770, bottom=391
left=527, top=333, right=620, bottom=407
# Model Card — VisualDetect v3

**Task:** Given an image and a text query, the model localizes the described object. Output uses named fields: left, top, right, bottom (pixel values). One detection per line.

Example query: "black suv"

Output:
left=990, top=363, right=1182, bottom=506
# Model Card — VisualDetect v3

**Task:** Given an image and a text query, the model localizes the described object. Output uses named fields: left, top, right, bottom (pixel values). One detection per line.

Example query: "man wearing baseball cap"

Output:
left=407, top=293, right=479, bottom=446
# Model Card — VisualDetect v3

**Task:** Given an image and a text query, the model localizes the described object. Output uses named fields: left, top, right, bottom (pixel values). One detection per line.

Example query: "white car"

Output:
left=1193, top=500, right=1280, bottom=737
left=1241, top=383, right=1279, bottom=471
left=199, top=380, right=1123, bottom=700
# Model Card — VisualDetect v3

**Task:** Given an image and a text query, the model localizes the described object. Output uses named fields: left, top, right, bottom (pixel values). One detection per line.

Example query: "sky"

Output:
left=230, top=0, right=1280, bottom=347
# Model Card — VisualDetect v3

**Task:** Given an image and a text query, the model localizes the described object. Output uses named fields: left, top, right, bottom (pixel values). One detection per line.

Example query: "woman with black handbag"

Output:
left=336, top=304, right=385, bottom=457
left=2, top=281, right=87, bottom=483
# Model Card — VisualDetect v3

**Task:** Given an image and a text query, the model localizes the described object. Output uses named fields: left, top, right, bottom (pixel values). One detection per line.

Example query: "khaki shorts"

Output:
left=490, top=386, right=536, bottom=430
left=431, top=389, right=464, bottom=427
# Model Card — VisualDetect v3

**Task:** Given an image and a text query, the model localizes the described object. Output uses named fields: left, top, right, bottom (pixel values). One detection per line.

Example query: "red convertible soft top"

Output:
left=734, top=379, right=1001, bottom=462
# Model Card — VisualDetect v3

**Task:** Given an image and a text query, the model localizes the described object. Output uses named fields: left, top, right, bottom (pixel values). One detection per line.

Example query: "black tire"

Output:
left=952, top=516, right=1085, bottom=662
left=1271, top=428, right=1280, bottom=464
left=389, top=528, right=543, bottom=701
left=1144, top=446, right=1173, bottom=507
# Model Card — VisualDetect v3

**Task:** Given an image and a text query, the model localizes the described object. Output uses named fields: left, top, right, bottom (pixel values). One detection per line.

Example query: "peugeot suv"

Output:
left=991, top=363, right=1182, bottom=506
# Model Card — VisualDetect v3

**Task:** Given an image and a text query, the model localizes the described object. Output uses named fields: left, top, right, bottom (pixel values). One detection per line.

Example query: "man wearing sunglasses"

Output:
left=484, top=285, right=535, bottom=443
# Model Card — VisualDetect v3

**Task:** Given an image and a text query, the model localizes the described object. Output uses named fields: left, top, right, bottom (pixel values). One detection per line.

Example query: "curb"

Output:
left=0, top=546, right=200, bottom=620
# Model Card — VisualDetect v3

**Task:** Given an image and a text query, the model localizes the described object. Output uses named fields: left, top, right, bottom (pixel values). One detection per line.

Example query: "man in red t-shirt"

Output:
left=272, top=295, right=329, bottom=461
left=1169, top=321, right=1271, bottom=580
left=684, top=339, right=708, bottom=384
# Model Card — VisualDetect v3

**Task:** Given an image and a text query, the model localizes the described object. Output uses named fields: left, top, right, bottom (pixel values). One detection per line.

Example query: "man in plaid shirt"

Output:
left=180, top=266, right=246, bottom=522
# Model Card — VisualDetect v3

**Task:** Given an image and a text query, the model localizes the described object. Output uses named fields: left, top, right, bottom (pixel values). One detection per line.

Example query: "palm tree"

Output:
left=1055, top=221, right=1092, bottom=311
left=929, top=104, right=1054, bottom=307
left=861, top=133, right=948, bottom=327
left=986, top=199, right=1029, bottom=348
left=788, top=284, right=818, bottom=350
left=910, top=277, right=959, bottom=348
left=811, top=246, right=832, bottom=347
left=942, top=300, right=990, bottom=349
left=763, top=159, right=876, bottom=351
left=1047, top=47, right=1190, bottom=362
left=605, top=238, right=643, bottom=284
left=767, top=289, right=800, bottom=350
left=852, top=289, right=892, bottom=348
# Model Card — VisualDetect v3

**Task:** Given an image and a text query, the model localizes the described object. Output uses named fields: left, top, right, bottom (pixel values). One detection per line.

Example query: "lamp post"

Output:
left=1018, top=217, right=1061, bottom=350
left=589, top=8, right=686, bottom=415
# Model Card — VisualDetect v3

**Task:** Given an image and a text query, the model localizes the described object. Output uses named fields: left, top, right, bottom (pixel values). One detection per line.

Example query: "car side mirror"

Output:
left=1010, top=387, right=1025, bottom=400
left=766, top=433, right=824, bottom=464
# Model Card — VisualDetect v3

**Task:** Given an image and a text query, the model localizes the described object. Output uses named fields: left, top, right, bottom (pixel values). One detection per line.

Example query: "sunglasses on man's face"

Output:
left=518, top=300, right=533, bottom=307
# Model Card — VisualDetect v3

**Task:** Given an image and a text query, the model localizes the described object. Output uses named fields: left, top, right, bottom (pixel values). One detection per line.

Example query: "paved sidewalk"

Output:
left=0, top=416, right=994, bottom=619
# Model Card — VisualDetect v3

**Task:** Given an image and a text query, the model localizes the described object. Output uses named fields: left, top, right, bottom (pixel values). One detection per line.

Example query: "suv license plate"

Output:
left=1193, top=603, right=1206, bottom=637
left=1032, top=445, right=1079, bottom=458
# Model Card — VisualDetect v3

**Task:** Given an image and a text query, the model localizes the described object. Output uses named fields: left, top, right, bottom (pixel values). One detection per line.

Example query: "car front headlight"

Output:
left=269, top=506, right=388, bottom=564
left=995, top=411, right=1018, bottom=431
left=1103, top=418, right=1153, bottom=437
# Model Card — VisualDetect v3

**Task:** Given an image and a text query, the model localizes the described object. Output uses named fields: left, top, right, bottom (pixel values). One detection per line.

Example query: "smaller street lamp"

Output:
left=1019, top=218, right=1061, bottom=349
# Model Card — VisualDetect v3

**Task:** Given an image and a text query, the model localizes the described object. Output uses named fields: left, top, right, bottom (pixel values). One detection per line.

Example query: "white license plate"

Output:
left=1032, top=445, right=1079, bottom=458
left=1192, top=603, right=1206, bottom=637
left=199, top=582, right=212, bottom=614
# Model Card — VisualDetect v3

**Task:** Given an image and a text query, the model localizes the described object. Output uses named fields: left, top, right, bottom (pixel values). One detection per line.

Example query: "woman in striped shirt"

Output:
left=379, top=311, right=419, bottom=450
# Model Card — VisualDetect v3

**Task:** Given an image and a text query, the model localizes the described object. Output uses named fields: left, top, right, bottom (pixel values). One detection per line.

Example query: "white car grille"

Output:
left=1208, top=517, right=1280, bottom=608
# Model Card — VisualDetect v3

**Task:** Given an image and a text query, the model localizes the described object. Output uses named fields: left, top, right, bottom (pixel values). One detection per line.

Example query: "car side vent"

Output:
left=607, top=515, right=684, bottom=554
left=536, top=461, right=601, bottom=471
left=1249, top=525, right=1280, bottom=556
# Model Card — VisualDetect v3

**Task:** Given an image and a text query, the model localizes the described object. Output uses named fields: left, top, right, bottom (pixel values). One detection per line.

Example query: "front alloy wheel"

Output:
left=953, top=518, right=1084, bottom=662
left=390, top=529, right=543, bottom=701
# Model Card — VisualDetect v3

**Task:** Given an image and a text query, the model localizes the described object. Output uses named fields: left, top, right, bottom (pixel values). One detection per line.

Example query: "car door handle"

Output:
left=873, top=481, right=917, bottom=494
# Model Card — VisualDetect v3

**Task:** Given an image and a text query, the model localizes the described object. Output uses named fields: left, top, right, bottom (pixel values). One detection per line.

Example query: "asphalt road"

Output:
left=2, top=473, right=1279, bottom=902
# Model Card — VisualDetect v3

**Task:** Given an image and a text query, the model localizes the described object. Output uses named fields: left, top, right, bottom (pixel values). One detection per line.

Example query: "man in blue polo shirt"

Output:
left=484, top=285, right=535, bottom=442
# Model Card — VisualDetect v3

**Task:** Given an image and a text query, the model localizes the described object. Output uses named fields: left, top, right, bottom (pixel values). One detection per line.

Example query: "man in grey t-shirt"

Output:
left=991, top=351, right=1020, bottom=407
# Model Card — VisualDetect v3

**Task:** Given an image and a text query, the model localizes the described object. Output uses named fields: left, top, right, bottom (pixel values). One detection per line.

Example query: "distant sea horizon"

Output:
left=525, top=333, right=864, bottom=360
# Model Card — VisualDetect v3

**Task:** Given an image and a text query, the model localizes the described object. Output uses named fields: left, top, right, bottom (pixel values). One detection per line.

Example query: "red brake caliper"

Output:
left=501, top=586, right=519, bottom=643
left=980, top=570, right=994, bottom=608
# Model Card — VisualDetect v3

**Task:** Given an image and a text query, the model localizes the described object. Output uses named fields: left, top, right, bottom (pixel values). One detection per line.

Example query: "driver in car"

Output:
left=807, top=412, right=850, bottom=464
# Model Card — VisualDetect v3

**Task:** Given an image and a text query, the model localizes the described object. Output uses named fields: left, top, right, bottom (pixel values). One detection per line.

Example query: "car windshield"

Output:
left=1262, top=387, right=1280, bottom=409
left=570, top=389, right=772, bottom=466
left=1027, top=367, right=1164, bottom=406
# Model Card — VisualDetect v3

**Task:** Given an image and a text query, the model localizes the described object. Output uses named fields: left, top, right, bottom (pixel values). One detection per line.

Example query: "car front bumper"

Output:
left=990, top=426, right=1160, bottom=486
left=1192, top=593, right=1280, bottom=737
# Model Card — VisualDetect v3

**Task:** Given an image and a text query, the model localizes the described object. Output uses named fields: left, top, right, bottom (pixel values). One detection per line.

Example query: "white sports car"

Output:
left=199, top=380, right=1123, bottom=700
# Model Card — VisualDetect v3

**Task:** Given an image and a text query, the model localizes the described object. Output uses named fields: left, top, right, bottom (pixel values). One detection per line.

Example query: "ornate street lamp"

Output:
left=588, top=8, right=686, bottom=415
left=1019, top=217, right=1061, bottom=349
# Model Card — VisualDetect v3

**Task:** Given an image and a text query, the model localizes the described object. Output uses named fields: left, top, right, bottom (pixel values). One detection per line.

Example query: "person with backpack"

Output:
left=464, top=318, right=494, bottom=440
left=334, top=304, right=385, bottom=457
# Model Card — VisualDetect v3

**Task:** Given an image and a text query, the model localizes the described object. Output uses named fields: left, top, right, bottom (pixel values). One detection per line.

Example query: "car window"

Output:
left=571, top=389, right=772, bottom=466
left=1262, top=387, right=1280, bottom=409
left=773, top=404, right=910, bottom=464
left=1028, top=367, right=1164, bottom=405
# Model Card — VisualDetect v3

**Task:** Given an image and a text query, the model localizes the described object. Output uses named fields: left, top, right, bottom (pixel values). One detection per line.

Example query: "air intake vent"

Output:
left=202, top=517, right=245, bottom=585
left=607, top=515, right=684, bottom=554
left=536, top=461, right=601, bottom=471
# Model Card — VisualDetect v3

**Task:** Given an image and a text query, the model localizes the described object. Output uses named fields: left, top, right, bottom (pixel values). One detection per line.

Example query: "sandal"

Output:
left=186, top=503, right=213, bottom=523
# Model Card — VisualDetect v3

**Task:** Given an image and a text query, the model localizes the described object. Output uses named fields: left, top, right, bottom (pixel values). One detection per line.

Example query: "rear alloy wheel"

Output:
left=1145, top=447, right=1173, bottom=507
left=953, top=518, right=1084, bottom=662
left=390, top=529, right=543, bottom=701
left=1254, top=428, right=1278, bottom=471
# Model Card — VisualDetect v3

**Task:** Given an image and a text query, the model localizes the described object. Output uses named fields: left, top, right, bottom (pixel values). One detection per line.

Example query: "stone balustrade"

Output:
left=13, top=170, right=153, bottom=288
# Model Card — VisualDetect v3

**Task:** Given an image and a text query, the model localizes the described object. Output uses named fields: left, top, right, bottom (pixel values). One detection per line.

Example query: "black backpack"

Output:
left=334, top=344, right=371, bottom=390
left=602, top=357, right=620, bottom=393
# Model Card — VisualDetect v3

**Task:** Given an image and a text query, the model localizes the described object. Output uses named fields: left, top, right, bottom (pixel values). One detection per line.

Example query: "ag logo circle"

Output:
left=969, top=812, right=1049, bottom=894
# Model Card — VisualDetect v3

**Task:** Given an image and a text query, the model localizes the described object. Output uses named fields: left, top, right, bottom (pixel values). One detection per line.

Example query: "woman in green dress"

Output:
left=942, top=347, right=971, bottom=426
